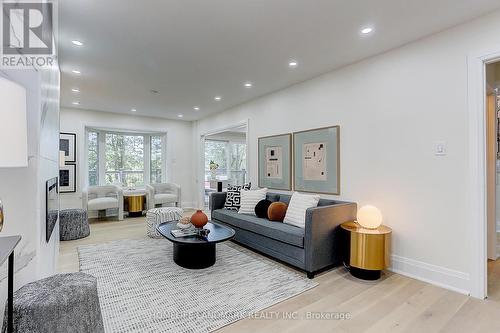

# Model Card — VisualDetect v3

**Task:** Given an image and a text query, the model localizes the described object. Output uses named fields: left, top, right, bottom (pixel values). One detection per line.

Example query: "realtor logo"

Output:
left=1, top=1, right=57, bottom=68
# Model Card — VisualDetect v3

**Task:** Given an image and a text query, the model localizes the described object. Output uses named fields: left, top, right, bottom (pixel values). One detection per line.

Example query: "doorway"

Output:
left=486, top=61, right=500, bottom=300
left=200, top=123, right=248, bottom=210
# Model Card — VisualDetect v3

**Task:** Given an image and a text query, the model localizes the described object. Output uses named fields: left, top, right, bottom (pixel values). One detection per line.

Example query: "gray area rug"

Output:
left=78, top=238, right=317, bottom=333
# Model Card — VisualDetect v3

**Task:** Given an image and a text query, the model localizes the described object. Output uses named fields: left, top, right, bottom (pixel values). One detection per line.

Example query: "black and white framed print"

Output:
left=59, top=164, right=76, bottom=193
left=293, top=126, right=340, bottom=195
left=258, top=133, right=292, bottom=190
left=60, top=132, right=76, bottom=163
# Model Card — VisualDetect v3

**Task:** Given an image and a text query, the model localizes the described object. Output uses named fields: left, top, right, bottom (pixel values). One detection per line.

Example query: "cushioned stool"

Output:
left=2, top=273, right=104, bottom=333
left=146, top=207, right=184, bottom=238
left=59, top=209, right=90, bottom=241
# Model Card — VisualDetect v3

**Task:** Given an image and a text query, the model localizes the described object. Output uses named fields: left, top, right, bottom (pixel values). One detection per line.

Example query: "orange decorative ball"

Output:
left=268, top=202, right=288, bottom=222
left=191, top=210, right=208, bottom=228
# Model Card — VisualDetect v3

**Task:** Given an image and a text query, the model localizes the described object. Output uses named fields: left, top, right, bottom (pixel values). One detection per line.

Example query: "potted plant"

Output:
left=209, top=160, right=219, bottom=180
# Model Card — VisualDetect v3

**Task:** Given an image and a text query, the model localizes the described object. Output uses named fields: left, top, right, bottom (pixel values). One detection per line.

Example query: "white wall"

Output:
left=194, top=10, right=500, bottom=295
left=60, top=108, right=196, bottom=209
left=0, top=64, right=60, bottom=316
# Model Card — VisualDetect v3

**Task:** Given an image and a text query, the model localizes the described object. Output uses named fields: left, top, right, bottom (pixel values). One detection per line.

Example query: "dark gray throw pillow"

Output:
left=224, top=183, right=251, bottom=210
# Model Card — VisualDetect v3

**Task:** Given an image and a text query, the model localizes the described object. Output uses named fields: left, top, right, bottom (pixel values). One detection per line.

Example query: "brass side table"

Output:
left=341, top=221, right=392, bottom=280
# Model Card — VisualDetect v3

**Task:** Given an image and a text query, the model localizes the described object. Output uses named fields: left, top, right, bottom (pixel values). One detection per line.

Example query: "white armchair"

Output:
left=146, top=183, right=181, bottom=210
left=82, top=185, right=124, bottom=220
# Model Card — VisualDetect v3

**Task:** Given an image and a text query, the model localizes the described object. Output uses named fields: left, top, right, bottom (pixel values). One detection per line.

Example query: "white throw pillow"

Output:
left=283, top=192, right=320, bottom=228
left=238, top=188, right=268, bottom=215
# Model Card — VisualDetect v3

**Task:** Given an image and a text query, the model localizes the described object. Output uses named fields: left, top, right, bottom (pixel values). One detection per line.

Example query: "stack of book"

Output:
left=171, top=229, right=198, bottom=238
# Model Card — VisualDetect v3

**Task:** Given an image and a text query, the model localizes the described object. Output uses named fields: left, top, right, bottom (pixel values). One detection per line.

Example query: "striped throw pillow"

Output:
left=238, top=188, right=268, bottom=215
left=283, top=192, right=320, bottom=228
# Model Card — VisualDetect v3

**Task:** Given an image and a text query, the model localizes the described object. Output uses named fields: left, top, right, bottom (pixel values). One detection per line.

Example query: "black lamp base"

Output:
left=349, top=266, right=381, bottom=280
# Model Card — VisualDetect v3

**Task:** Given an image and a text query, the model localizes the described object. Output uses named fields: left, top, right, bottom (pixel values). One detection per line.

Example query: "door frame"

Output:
left=468, top=46, right=500, bottom=299
left=198, top=119, right=250, bottom=208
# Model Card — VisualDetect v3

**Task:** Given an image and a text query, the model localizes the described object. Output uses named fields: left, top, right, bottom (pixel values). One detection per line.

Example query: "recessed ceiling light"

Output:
left=131, top=108, right=137, bottom=112
left=71, top=40, right=84, bottom=46
left=72, top=101, right=80, bottom=105
left=288, top=61, right=298, bottom=68
left=71, top=69, right=81, bottom=74
left=194, top=106, right=200, bottom=111
left=71, top=88, right=80, bottom=93
left=177, top=114, right=184, bottom=118
left=214, top=96, right=222, bottom=101
left=244, top=82, right=253, bottom=88
left=361, top=27, right=373, bottom=34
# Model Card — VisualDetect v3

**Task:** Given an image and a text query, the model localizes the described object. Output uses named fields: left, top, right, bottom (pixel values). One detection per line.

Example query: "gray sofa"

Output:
left=210, top=192, right=357, bottom=278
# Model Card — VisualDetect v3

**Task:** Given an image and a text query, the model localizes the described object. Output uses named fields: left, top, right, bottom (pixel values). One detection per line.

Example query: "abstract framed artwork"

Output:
left=59, top=164, right=77, bottom=193
left=258, top=133, right=292, bottom=190
left=60, top=132, right=76, bottom=163
left=293, top=126, right=340, bottom=195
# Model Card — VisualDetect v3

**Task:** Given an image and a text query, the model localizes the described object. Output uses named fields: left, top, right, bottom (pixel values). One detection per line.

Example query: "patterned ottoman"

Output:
left=59, top=209, right=90, bottom=241
left=2, top=272, right=104, bottom=333
left=146, top=207, right=184, bottom=238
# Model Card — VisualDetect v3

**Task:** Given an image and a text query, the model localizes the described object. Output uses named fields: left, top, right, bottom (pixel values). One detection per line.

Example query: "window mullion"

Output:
left=162, top=134, right=167, bottom=182
left=98, top=131, right=106, bottom=185
left=144, top=135, right=151, bottom=185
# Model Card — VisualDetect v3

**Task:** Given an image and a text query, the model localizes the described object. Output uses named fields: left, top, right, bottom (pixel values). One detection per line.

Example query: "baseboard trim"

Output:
left=389, top=255, right=470, bottom=295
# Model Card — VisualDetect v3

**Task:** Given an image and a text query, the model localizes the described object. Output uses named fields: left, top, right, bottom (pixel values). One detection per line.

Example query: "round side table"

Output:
left=341, top=221, right=392, bottom=280
left=124, top=189, right=147, bottom=217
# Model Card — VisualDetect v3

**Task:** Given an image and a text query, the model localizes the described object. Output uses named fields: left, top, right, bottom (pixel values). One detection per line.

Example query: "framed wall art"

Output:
left=59, top=164, right=77, bottom=193
left=293, top=126, right=340, bottom=194
left=60, top=132, right=76, bottom=163
left=258, top=133, right=292, bottom=190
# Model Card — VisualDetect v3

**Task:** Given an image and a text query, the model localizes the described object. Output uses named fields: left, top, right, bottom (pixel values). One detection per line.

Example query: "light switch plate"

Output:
left=435, top=141, right=447, bottom=156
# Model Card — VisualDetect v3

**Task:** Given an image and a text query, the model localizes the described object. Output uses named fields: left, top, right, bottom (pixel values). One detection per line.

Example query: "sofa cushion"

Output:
left=268, top=202, right=288, bottom=222
left=278, top=194, right=292, bottom=205
left=283, top=192, right=320, bottom=228
left=224, top=183, right=251, bottom=210
left=266, top=193, right=280, bottom=202
left=155, top=193, right=177, bottom=203
left=88, top=197, right=118, bottom=211
left=212, top=209, right=304, bottom=248
left=255, top=199, right=272, bottom=218
left=238, top=188, right=267, bottom=215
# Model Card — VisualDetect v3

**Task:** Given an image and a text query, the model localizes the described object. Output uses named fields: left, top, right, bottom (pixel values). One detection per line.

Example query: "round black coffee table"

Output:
left=157, top=221, right=235, bottom=269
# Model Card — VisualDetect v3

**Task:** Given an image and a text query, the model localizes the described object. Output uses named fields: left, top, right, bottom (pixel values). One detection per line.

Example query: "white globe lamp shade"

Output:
left=357, top=205, right=383, bottom=229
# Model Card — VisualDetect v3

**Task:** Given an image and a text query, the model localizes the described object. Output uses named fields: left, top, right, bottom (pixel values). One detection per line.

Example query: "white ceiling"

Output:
left=59, top=0, right=500, bottom=121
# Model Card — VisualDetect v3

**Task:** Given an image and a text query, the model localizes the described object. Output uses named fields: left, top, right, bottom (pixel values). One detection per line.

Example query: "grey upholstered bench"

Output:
left=59, top=209, right=90, bottom=241
left=2, top=272, right=104, bottom=333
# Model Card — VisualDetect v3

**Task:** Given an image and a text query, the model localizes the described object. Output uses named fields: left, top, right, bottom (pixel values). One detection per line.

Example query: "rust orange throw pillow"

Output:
left=268, top=202, right=288, bottom=222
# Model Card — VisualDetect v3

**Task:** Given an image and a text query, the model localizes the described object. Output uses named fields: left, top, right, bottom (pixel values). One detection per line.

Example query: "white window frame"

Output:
left=85, top=127, right=167, bottom=187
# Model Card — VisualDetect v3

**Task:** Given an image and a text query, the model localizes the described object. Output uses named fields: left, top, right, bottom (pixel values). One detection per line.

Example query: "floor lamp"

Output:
left=0, top=76, right=28, bottom=231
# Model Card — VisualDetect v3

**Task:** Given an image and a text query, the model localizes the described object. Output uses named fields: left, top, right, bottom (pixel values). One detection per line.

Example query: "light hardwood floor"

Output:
left=58, top=215, right=500, bottom=332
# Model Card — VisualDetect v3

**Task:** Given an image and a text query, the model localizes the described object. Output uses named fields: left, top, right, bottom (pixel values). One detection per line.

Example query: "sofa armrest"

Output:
left=210, top=192, right=227, bottom=212
left=304, top=202, right=357, bottom=273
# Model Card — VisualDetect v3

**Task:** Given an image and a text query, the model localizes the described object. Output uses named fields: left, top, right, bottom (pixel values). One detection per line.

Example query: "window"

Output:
left=150, top=136, right=162, bottom=184
left=229, top=142, right=246, bottom=185
left=105, top=133, right=145, bottom=187
left=87, top=129, right=165, bottom=187
left=204, top=139, right=246, bottom=186
left=88, top=131, right=99, bottom=186
left=204, top=140, right=228, bottom=178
